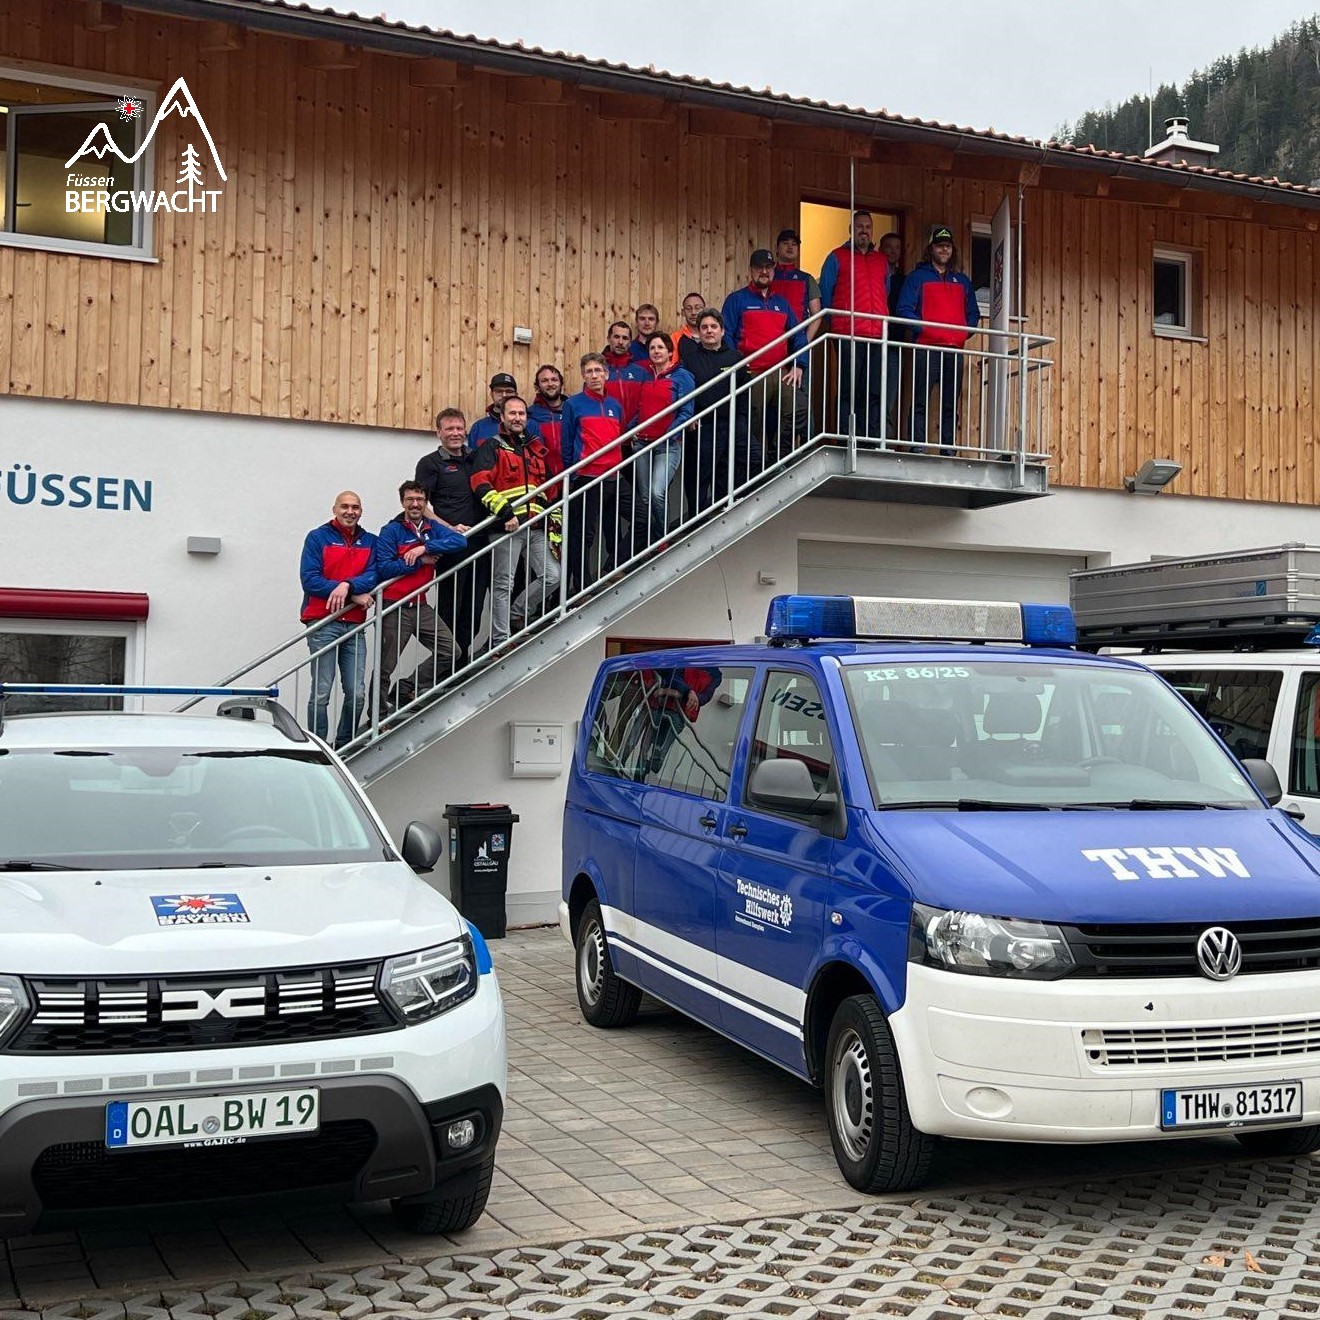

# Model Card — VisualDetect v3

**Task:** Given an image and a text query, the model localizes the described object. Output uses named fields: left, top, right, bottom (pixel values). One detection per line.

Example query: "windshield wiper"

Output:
left=1065, top=799, right=1245, bottom=811
left=0, top=860, right=89, bottom=871
left=875, top=799, right=1051, bottom=812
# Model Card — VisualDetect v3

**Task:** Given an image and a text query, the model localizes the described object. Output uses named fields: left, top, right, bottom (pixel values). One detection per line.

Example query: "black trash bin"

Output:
left=442, top=803, right=520, bottom=939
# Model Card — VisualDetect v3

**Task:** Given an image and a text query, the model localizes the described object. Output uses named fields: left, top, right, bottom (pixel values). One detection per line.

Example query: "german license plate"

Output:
left=105, top=1088, right=319, bottom=1149
left=1160, top=1080, right=1302, bottom=1131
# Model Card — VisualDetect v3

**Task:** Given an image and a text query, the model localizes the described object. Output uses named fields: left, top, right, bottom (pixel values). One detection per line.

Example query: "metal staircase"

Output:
left=191, top=314, right=1054, bottom=785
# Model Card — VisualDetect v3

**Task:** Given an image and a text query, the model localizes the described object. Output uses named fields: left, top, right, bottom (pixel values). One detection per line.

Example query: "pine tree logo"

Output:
left=177, top=143, right=205, bottom=207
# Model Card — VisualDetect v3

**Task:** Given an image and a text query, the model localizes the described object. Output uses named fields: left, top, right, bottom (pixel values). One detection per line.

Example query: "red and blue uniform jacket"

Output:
left=527, top=394, right=565, bottom=469
left=895, top=262, right=981, bottom=348
left=629, top=362, right=696, bottom=441
left=641, top=665, right=721, bottom=714
left=819, top=242, right=889, bottom=339
left=374, top=514, right=467, bottom=605
left=299, top=521, right=378, bottom=624
left=561, top=387, right=628, bottom=476
left=770, top=265, right=814, bottom=322
left=470, top=430, right=561, bottom=524
left=721, top=285, right=806, bottom=372
left=467, top=406, right=541, bottom=452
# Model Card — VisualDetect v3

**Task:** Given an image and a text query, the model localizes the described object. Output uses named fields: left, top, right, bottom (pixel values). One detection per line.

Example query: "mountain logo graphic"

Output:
left=65, top=76, right=226, bottom=181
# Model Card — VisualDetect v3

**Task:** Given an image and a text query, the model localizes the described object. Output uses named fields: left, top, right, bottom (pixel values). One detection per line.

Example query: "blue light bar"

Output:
left=765, top=595, right=856, bottom=641
left=0, top=684, right=280, bottom=698
left=1304, top=624, right=1320, bottom=648
left=764, top=595, right=1077, bottom=647
left=1020, top=604, right=1078, bottom=647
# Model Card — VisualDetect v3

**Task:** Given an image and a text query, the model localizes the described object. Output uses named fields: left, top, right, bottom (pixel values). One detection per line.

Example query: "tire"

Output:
left=575, top=898, right=642, bottom=1028
left=391, top=1152, right=494, bottom=1234
left=824, top=994, right=934, bottom=1193
left=1234, top=1124, right=1320, bottom=1158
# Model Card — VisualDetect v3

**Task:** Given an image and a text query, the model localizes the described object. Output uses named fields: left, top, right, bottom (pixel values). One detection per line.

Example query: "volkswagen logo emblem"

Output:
left=1196, top=926, right=1242, bottom=981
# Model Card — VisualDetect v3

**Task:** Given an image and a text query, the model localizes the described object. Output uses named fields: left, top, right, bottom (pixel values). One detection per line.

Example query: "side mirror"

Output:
left=1240, top=758, right=1283, bottom=806
left=400, top=820, right=443, bottom=873
left=748, top=758, right=837, bottom=817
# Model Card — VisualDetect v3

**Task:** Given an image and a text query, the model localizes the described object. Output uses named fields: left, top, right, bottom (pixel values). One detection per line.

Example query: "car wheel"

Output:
left=391, top=1153, right=495, bottom=1234
left=1234, top=1124, right=1320, bottom=1158
left=575, top=898, right=641, bottom=1028
left=825, top=993, right=934, bottom=1193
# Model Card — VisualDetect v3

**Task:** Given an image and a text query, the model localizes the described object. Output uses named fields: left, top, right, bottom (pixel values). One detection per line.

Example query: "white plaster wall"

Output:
left=0, top=394, right=435, bottom=683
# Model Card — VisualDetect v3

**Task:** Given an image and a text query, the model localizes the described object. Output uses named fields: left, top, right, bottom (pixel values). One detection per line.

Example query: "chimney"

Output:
left=1144, top=115, right=1219, bottom=168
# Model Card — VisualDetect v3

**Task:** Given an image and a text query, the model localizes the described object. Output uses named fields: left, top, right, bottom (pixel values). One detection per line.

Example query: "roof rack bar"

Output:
left=0, top=684, right=279, bottom=698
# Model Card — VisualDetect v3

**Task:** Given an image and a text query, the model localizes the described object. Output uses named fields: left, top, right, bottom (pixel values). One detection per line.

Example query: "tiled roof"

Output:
left=185, top=0, right=1320, bottom=206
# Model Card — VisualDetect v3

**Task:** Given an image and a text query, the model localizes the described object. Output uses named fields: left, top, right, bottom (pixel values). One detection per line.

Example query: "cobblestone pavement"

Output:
left=0, top=927, right=1311, bottom=1316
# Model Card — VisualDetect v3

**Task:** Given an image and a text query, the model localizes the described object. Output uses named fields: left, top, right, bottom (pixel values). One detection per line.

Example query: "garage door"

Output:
left=798, top=542, right=1087, bottom=604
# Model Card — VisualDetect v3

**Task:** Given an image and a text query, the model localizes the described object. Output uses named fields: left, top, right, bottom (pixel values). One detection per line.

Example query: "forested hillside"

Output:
left=1058, top=17, right=1320, bottom=184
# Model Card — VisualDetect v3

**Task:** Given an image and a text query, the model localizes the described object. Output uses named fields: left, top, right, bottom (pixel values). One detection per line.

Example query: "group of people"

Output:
left=298, top=215, right=982, bottom=745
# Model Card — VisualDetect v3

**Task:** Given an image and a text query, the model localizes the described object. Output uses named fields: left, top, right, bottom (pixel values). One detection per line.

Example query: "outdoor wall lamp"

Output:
left=1124, top=459, right=1182, bottom=494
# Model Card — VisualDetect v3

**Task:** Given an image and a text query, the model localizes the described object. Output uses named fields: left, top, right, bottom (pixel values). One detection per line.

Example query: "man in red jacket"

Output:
left=820, top=209, right=892, bottom=439
left=298, top=490, right=377, bottom=747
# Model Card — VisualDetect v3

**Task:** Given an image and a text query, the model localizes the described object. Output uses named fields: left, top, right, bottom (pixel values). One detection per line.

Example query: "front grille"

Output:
left=1064, top=917, right=1320, bottom=978
left=10, top=962, right=398, bottom=1053
left=32, top=1120, right=377, bottom=1210
left=1084, top=1018, right=1320, bottom=1067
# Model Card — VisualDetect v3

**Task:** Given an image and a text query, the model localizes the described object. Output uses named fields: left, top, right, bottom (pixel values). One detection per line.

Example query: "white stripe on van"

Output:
left=602, top=905, right=807, bottom=1032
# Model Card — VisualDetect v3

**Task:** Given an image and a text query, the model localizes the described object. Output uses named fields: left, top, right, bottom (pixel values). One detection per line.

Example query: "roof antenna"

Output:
left=1147, top=66, right=1153, bottom=149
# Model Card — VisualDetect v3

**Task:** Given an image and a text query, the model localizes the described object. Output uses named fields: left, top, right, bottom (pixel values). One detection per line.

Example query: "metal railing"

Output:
left=184, top=310, right=1053, bottom=754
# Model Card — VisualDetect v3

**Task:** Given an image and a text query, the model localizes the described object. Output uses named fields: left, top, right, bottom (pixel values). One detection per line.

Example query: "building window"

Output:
left=1153, top=247, right=1202, bottom=337
left=0, top=618, right=141, bottom=714
left=0, top=66, right=154, bottom=258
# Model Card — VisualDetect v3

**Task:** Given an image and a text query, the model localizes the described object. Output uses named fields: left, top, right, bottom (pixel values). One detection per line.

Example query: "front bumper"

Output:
left=890, top=963, right=1320, bottom=1143
left=0, top=976, right=506, bottom=1235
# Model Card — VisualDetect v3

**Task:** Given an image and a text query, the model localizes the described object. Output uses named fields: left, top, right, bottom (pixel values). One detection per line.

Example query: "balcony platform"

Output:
left=809, top=440, right=1051, bottom=509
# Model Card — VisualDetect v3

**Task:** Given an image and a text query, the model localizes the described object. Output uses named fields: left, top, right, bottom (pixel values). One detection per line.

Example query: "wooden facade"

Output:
left=3, top=1, right=1319, bottom=504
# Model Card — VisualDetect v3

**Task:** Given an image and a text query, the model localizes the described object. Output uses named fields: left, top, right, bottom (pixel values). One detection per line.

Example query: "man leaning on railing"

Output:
left=298, top=491, right=378, bottom=748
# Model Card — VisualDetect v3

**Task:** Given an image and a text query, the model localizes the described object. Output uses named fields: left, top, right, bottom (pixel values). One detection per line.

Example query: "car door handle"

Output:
left=699, top=813, right=717, bottom=830
left=728, top=823, right=749, bottom=840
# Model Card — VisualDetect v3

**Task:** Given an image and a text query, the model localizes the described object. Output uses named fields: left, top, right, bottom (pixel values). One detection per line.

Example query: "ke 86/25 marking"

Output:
left=864, top=666, right=971, bottom=681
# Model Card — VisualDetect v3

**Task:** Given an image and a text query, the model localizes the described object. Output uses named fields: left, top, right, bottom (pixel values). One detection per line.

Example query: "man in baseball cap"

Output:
left=772, top=228, right=822, bottom=341
left=466, top=371, right=542, bottom=449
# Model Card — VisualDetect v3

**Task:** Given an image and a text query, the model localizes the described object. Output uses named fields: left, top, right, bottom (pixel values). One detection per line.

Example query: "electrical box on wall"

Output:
left=509, top=721, right=563, bottom=778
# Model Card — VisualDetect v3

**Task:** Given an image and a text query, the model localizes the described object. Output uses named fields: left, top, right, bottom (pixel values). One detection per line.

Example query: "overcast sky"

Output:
left=349, top=0, right=1314, bottom=140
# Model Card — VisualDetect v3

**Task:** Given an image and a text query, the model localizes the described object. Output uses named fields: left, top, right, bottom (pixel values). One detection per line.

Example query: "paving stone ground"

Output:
left=0, top=926, right=1310, bottom=1316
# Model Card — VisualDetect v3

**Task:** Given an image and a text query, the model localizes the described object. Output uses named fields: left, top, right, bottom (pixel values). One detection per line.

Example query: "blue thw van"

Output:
left=561, top=595, right=1320, bottom=1192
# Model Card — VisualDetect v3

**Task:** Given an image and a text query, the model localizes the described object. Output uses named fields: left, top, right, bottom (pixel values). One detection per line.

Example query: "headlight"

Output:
left=380, top=937, right=477, bottom=1021
left=0, top=976, right=30, bottom=1045
left=912, top=904, right=1075, bottom=980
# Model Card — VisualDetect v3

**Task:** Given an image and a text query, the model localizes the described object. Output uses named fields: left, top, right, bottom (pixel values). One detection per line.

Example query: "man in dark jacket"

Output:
left=298, top=491, right=377, bottom=747
left=374, top=482, right=466, bottom=714
left=679, top=308, right=742, bottom=517
left=470, top=395, right=562, bottom=646
left=415, top=407, right=489, bottom=659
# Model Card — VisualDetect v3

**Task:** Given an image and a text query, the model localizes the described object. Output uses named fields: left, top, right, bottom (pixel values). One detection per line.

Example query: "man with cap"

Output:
left=819, top=209, right=891, bottom=440
left=896, top=225, right=981, bottom=451
left=770, top=229, right=822, bottom=340
left=467, top=372, right=542, bottom=451
left=722, top=249, right=808, bottom=483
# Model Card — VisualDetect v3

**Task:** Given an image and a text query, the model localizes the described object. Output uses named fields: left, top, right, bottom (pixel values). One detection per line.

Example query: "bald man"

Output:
left=299, top=490, right=379, bottom=747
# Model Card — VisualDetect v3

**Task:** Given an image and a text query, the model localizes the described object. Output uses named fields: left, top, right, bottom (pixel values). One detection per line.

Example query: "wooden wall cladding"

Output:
left=3, top=3, right=1319, bottom=503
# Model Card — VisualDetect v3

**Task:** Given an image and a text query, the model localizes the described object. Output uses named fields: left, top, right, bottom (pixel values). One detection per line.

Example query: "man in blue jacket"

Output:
left=374, top=482, right=467, bottom=715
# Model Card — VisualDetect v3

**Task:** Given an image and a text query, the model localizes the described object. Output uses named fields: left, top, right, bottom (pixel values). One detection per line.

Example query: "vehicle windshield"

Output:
left=841, top=659, right=1264, bottom=810
left=0, top=747, right=390, bottom=869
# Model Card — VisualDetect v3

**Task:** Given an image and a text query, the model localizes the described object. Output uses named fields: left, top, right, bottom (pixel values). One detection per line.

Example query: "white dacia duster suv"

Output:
left=0, top=691, right=506, bottom=1236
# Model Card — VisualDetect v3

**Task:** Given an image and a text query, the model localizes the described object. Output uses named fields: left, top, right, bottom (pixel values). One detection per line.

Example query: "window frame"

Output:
left=0, top=616, right=145, bottom=712
left=743, top=667, right=840, bottom=824
left=0, top=59, right=158, bottom=262
left=1151, top=245, right=1206, bottom=342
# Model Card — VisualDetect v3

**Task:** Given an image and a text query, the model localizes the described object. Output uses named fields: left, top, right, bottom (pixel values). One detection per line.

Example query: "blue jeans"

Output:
left=306, top=618, right=366, bottom=748
left=636, top=437, right=683, bottom=545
